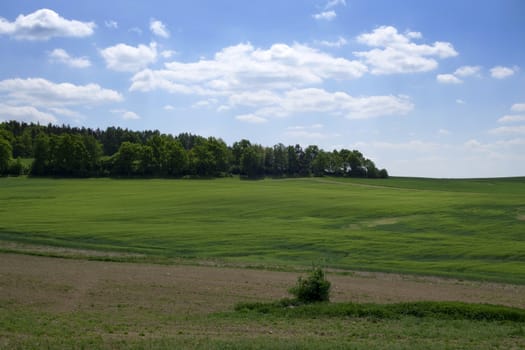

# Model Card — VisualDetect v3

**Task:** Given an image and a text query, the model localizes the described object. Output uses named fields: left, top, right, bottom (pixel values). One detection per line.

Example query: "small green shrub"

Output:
left=289, top=267, right=331, bottom=303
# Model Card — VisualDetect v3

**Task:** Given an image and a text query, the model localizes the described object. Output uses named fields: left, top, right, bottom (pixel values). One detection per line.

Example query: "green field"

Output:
left=1, top=176, right=524, bottom=283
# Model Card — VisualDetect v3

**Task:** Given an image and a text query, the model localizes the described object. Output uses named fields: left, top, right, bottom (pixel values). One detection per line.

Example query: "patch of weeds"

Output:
left=235, top=300, right=525, bottom=322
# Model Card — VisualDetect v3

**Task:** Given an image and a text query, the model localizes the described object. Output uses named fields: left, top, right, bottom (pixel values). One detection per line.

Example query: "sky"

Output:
left=0, top=0, right=524, bottom=178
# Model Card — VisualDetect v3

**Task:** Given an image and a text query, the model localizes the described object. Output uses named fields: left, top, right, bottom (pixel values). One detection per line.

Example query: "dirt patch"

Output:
left=517, top=214, right=525, bottom=221
left=1, top=252, right=523, bottom=315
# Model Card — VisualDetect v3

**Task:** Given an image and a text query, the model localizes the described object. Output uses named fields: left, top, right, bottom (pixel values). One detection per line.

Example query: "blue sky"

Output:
left=1, top=0, right=524, bottom=177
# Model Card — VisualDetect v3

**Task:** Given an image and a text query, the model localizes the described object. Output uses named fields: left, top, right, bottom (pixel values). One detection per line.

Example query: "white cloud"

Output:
left=0, top=78, right=123, bottom=107
left=235, top=114, right=268, bottom=124
left=354, top=26, right=457, bottom=74
left=131, top=42, right=367, bottom=94
left=438, top=128, right=451, bottom=135
left=112, top=109, right=141, bottom=120
left=498, top=115, right=525, bottom=123
left=129, top=42, right=416, bottom=120
left=100, top=42, right=157, bottom=72
left=287, top=124, right=324, bottom=131
left=511, top=103, right=525, bottom=112
left=161, top=50, right=176, bottom=59
left=405, top=31, right=422, bottom=39
left=325, top=0, right=346, bottom=9
left=150, top=19, right=169, bottom=38
left=105, top=20, right=118, bottom=29
left=122, top=111, right=140, bottom=120
left=456, top=99, right=465, bottom=104
left=163, top=104, right=175, bottom=110
left=229, top=90, right=281, bottom=107
left=312, top=11, right=337, bottom=21
left=192, top=98, right=218, bottom=109
left=236, top=88, right=413, bottom=120
left=454, top=65, right=481, bottom=77
left=49, top=48, right=91, bottom=68
left=316, top=36, right=347, bottom=48
left=490, top=66, right=516, bottom=79
left=436, top=74, right=462, bottom=84
left=47, top=107, right=84, bottom=119
left=0, top=104, right=57, bottom=124
left=0, top=8, right=95, bottom=40
left=489, top=125, right=525, bottom=134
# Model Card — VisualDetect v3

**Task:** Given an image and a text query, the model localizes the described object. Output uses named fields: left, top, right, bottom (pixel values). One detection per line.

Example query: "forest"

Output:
left=0, top=120, right=388, bottom=179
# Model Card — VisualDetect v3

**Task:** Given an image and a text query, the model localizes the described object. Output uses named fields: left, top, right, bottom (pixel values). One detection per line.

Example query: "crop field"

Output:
left=1, top=176, right=524, bottom=283
left=1, top=176, right=525, bottom=348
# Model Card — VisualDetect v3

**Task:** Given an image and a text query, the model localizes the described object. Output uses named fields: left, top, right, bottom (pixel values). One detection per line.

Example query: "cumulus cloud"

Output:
left=123, top=111, right=140, bottom=120
left=100, top=42, right=157, bottom=72
left=112, top=109, right=141, bottom=120
left=454, top=65, right=481, bottom=77
left=232, top=88, right=413, bottom=120
left=498, top=115, right=525, bottom=123
left=354, top=26, right=457, bottom=74
left=161, top=50, right=176, bottom=59
left=150, top=19, right=169, bottom=38
left=496, top=103, right=525, bottom=124
left=0, top=78, right=122, bottom=107
left=315, top=36, right=347, bottom=48
left=312, top=11, right=336, bottom=21
left=490, top=66, right=516, bottom=79
left=511, top=103, right=525, bottom=112
left=131, top=42, right=367, bottom=94
left=0, top=8, right=95, bottom=40
left=325, top=0, right=346, bottom=9
left=129, top=42, right=416, bottom=120
left=163, top=104, right=175, bottom=111
left=235, top=114, right=268, bottom=124
left=437, top=65, right=481, bottom=84
left=436, top=74, right=462, bottom=84
left=0, top=104, right=57, bottom=124
left=49, top=48, right=91, bottom=68
left=192, top=98, right=218, bottom=109
left=489, top=125, right=525, bottom=134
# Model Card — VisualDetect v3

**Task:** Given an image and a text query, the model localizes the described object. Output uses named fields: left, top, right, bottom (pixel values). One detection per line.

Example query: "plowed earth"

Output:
left=1, top=253, right=523, bottom=314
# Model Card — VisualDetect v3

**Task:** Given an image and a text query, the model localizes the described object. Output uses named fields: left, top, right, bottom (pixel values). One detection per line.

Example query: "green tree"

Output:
left=272, top=143, right=288, bottom=177
left=311, top=150, right=328, bottom=176
left=0, top=136, right=12, bottom=175
left=166, top=139, right=188, bottom=176
left=31, top=133, right=50, bottom=176
left=82, top=135, right=103, bottom=175
left=240, top=144, right=265, bottom=179
left=112, top=141, right=142, bottom=176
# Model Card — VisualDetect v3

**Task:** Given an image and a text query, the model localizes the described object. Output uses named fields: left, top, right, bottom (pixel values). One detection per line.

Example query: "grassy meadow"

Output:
left=1, top=176, right=524, bottom=283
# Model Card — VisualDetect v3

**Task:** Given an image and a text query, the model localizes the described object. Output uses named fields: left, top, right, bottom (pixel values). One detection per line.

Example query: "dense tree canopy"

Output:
left=0, top=121, right=388, bottom=179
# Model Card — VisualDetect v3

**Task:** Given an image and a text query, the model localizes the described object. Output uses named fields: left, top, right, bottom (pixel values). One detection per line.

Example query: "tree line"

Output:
left=0, top=121, right=388, bottom=179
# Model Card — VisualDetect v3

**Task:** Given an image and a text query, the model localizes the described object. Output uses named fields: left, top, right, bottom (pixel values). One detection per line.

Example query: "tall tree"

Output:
left=272, top=143, right=288, bottom=177
left=112, top=141, right=142, bottom=176
left=31, top=133, right=50, bottom=176
left=0, top=136, right=12, bottom=175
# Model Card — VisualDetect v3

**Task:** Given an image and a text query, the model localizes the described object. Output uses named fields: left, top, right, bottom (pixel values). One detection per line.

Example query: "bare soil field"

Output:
left=1, top=252, right=524, bottom=314
left=1, top=252, right=525, bottom=349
